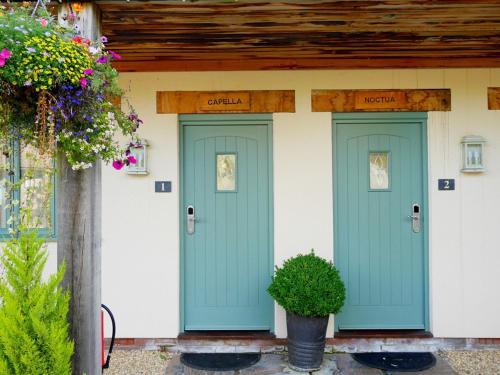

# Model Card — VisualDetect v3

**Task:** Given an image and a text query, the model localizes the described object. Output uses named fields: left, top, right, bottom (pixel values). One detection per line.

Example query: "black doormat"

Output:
left=352, top=352, right=436, bottom=372
left=180, top=353, right=261, bottom=372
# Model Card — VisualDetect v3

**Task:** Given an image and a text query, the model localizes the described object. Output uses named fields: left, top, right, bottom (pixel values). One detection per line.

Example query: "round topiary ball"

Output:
left=268, top=251, right=346, bottom=317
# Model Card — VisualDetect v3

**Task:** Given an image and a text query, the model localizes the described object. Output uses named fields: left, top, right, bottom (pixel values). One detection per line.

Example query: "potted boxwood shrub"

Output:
left=268, top=251, right=346, bottom=372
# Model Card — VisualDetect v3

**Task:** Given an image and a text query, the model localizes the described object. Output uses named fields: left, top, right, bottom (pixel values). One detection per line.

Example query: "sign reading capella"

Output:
left=199, top=92, right=251, bottom=111
left=207, top=97, right=243, bottom=106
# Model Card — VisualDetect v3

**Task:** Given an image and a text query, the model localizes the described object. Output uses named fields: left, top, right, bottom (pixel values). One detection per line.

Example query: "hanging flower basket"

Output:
left=0, top=2, right=141, bottom=170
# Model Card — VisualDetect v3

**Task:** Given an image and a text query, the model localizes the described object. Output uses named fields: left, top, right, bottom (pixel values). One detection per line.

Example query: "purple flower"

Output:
left=109, top=50, right=122, bottom=60
left=112, top=160, right=124, bottom=170
left=83, top=69, right=93, bottom=75
left=80, top=77, right=87, bottom=88
left=127, top=156, right=137, bottom=164
left=101, top=35, right=108, bottom=43
left=96, top=56, right=108, bottom=64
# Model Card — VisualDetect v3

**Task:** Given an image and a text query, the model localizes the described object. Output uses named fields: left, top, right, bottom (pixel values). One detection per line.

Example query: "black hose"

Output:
left=101, top=304, right=116, bottom=370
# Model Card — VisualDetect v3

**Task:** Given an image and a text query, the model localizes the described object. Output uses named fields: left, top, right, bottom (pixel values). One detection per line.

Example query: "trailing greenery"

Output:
left=0, top=2, right=143, bottom=171
left=0, top=218, right=73, bottom=374
left=268, top=251, right=346, bottom=317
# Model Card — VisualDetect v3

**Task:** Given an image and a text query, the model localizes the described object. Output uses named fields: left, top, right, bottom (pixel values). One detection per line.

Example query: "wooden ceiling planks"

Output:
left=95, top=0, right=500, bottom=71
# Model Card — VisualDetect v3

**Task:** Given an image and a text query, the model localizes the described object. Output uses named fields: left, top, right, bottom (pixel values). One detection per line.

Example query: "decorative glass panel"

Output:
left=217, top=154, right=236, bottom=191
left=369, top=152, right=389, bottom=190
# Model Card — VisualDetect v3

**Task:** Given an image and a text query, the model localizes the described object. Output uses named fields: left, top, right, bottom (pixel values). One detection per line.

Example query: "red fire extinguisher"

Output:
left=101, top=304, right=116, bottom=371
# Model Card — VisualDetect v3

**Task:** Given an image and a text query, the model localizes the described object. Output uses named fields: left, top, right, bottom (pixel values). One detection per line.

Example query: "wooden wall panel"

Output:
left=99, top=1, right=500, bottom=71
left=488, top=87, right=500, bottom=110
left=312, top=89, right=451, bottom=112
left=157, top=90, right=295, bottom=114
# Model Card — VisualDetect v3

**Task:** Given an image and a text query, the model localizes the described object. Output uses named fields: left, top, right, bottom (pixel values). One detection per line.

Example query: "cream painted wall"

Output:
left=94, top=69, right=500, bottom=339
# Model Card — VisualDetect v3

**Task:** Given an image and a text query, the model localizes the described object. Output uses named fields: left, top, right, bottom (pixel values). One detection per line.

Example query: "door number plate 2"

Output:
left=438, top=179, right=455, bottom=191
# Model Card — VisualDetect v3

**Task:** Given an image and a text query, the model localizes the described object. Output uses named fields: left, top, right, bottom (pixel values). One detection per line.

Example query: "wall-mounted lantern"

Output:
left=127, top=139, right=149, bottom=175
left=461, top=135, right=485, bottom=173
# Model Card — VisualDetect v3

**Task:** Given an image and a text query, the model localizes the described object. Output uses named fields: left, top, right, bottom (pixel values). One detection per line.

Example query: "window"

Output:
left=369, top=152, right=390, bottom=190
left=0, top=143, right=56, bottom=238
left=216, top=153, right=237, bottom=192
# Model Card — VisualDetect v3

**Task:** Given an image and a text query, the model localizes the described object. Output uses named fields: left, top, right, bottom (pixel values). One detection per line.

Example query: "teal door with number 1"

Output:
left=334, top=113, right=428, bottom=330
left=181, top=115, right=273, bottom=331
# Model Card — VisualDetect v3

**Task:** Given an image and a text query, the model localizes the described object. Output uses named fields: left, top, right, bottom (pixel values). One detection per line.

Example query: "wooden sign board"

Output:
left=312, top=89, right=451, bottom=112
left=488, top=87, right=500, bottom=110
left=157, top=90, right=295, bottom=114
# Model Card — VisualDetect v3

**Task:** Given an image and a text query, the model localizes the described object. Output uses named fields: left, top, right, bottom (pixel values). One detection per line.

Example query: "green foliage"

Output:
left=268, top=251, right=346, bottom=317
left=0, top=231, right=73, bottom=375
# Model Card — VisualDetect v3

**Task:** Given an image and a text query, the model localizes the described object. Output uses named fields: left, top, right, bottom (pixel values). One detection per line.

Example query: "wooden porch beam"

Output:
left=58, top=3, right=102, bottom=375
left=113, top=57, right=500, bottom=72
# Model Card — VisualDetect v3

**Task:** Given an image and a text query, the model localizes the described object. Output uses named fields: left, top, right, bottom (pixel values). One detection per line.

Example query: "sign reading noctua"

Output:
left=312, top=89, right=451, bottom=112
left=156, top=90, right=295, bottom=113
left=354, top=91, right=408, bottom=110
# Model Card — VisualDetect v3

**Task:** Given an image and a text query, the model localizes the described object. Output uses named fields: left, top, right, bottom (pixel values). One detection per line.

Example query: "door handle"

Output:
left=186, top=205, right=195, bottom=234
left=409, top=203, right=421, bottom=233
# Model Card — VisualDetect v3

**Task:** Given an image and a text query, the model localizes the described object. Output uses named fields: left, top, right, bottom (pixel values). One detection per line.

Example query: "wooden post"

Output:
left=57, top=4, right=102, bottom=375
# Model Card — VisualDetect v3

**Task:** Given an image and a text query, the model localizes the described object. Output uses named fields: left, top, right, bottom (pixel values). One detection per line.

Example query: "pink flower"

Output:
left=109, top=50, right=122, bottom=60
left=127, top=156, right=137, bottom=164
left=80, top=77, right=87, bottom=88
left=0, top=49, right=12, bottom=59
left=0, top=49, right=12, bottom=67
left=112, top=160, right=124, bottom=170
left=83, top=69, right=94, bottom=75
left=40, top=19, right=48, bottom=27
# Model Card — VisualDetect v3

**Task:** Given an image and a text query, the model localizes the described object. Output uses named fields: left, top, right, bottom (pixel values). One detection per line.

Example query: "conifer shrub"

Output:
left=268, top=251, right=346, bottom=317
left=0, top=230, right=73, bottom=375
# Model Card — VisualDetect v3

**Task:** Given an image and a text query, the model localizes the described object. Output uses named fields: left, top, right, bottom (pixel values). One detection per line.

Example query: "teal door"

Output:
left=334, top=113, right=428, bottom=330
left=182, top=115, right=273, bottom=331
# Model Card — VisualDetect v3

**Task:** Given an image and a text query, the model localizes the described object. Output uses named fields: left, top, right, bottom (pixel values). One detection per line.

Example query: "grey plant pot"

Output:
left=286, top=311, right=329, bottom=372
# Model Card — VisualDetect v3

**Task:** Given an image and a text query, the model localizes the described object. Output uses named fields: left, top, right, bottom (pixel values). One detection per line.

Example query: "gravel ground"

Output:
left=440, top=351, right=500, bottom=375
left=103, top=350, right=171, bottom=375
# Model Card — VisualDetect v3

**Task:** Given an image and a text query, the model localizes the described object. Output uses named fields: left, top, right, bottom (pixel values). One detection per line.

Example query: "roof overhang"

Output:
left=93, top=0, right=500, bottom=72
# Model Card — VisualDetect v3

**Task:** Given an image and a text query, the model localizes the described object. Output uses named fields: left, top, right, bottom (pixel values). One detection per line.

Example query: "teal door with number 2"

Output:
left=182, top=116, right=273, bottom=331
left=334, top=113, right=428, bottom=330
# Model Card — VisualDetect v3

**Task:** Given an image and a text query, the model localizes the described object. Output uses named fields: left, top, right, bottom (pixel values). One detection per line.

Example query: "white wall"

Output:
left=94, top=69, right=500, bottom=338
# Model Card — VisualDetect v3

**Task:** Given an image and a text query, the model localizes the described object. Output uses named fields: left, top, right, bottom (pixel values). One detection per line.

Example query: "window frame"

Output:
left=0, top=141, right=57, bottom=240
